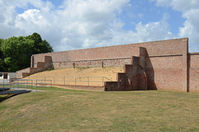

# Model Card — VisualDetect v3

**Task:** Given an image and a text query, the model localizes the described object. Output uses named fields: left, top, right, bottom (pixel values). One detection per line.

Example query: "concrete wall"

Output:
left=28, top=38, right=194, bottom=91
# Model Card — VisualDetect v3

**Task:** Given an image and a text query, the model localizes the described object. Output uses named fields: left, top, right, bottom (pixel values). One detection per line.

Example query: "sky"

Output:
left=0, top=0, right=199, bottom=52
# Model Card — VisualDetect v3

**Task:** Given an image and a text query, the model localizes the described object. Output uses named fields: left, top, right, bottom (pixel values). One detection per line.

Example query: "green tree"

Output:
left=26, top=33, right=53, bottom=54
left=0, top=39, right=6, bottom=71
left=1, top=36, right=35, bottom=71
left=0, top=33, right=53, bottom=72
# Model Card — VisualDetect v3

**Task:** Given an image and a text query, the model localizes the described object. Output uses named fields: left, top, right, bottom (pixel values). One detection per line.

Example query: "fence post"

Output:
left=18, top=79, right=19, bottom=88
left=88, top=76, right=89, bottom=86
left=26, top=79, right=28, bottom=88
left=102, top=77, right=104, bottom=86
left=75, top=76, right=76, bottom=87
left=9, top=79, right=11, bottom=89
left=64, top=76, right=65, bottom=85
left=3, top=78, right=4, bottom=88
left=31, top=80, right=33, bottom=88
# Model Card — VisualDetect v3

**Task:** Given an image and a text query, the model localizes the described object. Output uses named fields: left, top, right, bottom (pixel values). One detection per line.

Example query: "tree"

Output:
left=0, top=39, right=6, bottom=71
left=26, top=33, right=53, bottom=54
left=0, top=33, right=53, bottom=72
left=1, top=36, right=35, bottom=71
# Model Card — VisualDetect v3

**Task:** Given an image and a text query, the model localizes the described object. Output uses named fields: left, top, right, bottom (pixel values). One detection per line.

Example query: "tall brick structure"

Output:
left=16, top=38, right=199, bottom=92
left=16, top=56, right=52, bottom=78
left=105, top=47, right=147, bottom=91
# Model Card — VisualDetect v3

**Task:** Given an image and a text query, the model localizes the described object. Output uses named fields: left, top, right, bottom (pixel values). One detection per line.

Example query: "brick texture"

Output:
left=16, top=56, right=52, bottom=78
left=16, top=38, right=199, bottom=92
left=189, top=53, right=199, bottom=92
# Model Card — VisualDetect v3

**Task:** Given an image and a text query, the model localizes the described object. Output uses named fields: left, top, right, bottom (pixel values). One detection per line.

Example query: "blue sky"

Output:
left=119, top=0, right=185, bottom=35
left=0, top=0, right=199, bottom=52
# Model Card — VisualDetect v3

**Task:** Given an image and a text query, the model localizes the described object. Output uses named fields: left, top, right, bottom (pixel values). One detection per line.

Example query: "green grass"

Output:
left=0, top=88, right=199, bottom=132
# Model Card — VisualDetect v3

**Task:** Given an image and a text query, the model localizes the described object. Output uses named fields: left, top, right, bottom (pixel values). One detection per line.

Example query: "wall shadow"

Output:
left=187, top=54, right=190, bottom=92
left=145, top=51, right=157, bottom=90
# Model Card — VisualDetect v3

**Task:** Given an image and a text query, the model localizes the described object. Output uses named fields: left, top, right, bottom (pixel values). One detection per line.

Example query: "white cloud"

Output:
left=101, top=20, right=173, bottom=46
left=152, top=0, right=199, bottom=52
left=0, top=0, right=173, bottom=51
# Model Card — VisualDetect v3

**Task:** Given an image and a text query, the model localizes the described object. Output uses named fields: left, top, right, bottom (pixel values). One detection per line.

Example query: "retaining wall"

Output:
left=189, top=53, right=199, bottom=92
left=32, top=38, right=187, bottom=67
left=18, top=38, right=199, bottom=92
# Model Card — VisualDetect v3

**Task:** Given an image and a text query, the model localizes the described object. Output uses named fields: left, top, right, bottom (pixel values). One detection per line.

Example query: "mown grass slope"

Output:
left=0, top=88, right=199, bottom=132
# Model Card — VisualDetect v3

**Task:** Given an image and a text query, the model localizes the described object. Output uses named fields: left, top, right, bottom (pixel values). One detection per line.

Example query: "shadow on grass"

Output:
left=0, top=90, right=31, bottom=103
left=0, top=94, right=18, bottom=103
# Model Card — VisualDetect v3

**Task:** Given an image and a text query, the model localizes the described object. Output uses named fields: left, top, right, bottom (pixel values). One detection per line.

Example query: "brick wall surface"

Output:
left=32, top=38, right=188, bottom=66
left=51, top=58, right=132, bottom=69
left=16, top=68, right=31, bottom=78
left=146, top=55, right=184, bottom=91
left=105, top=56, right=147, bottom=91
left=28, top=38, right=195, bottom=92
left=189, top=53, right=199, bottom=92
left=17, top=56, right=53, bottom=78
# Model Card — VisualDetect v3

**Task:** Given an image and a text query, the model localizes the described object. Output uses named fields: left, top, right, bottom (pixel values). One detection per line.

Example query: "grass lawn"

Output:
left=0, top=87, right=199, bottom=132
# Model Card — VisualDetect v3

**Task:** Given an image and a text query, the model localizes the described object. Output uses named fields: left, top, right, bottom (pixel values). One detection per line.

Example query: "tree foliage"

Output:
left=0, top=33, right=53, bottom=72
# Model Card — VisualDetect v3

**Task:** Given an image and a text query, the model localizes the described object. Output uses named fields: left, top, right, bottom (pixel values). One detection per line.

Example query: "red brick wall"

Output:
left=32, top=45, right=140, bottom=66
left=105, top=55, right=147, bottom=91
left=32, top=38, right=188, bottom=66
left=16, top=68, right=31, bottom=78
left=51, top=58, right=132, bottom=69
left=189, top=53, right=199, bottom=92
left=146, top=55, right=184, bottom=91
left=31, top=38, right=190, bottom=91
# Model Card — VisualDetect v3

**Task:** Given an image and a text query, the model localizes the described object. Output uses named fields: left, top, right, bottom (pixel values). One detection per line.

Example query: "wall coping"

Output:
left=33, top=57, right=132, bottom=64
left=189, top=52, right=199, bottom=55
left=33, top=53, right=185, bottom=64
left=32, top=38, right=188, bottom=56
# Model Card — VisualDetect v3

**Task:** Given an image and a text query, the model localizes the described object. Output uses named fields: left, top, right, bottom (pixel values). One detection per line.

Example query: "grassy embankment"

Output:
left=0, top=87, right=199, bottom=132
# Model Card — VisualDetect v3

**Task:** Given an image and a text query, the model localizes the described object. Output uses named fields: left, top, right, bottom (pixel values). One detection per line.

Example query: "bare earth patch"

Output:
left=25, top=67, right=124, bottom=86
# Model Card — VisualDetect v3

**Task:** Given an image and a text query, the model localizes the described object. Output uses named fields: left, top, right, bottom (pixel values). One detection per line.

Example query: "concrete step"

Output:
left=0, top=88, right=10, bottom=91
left=0, top=89, right=31, bottom=95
